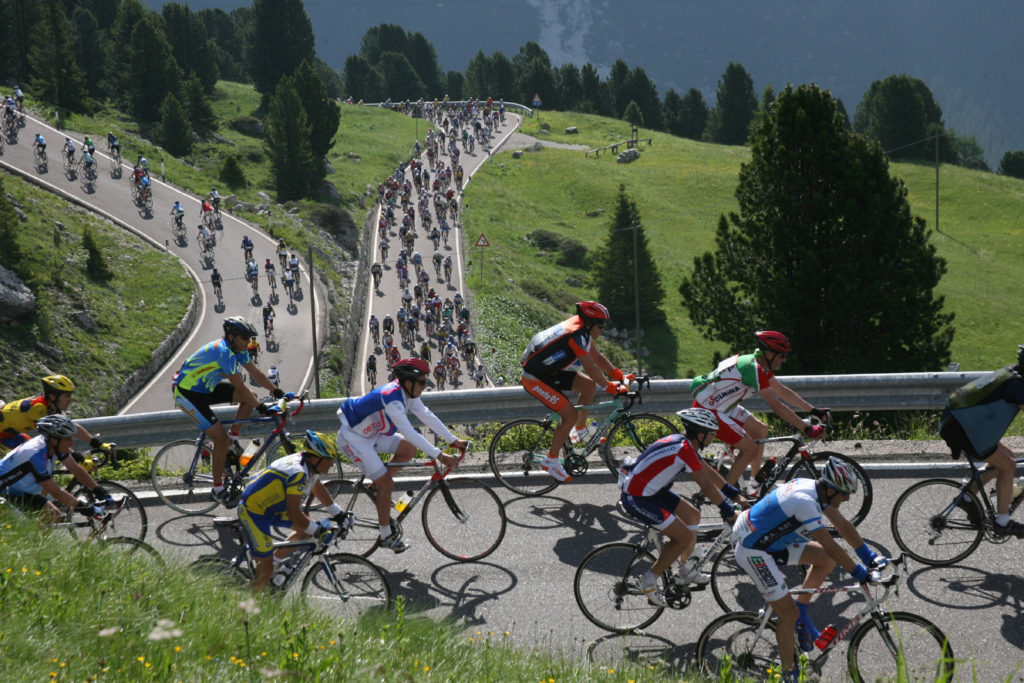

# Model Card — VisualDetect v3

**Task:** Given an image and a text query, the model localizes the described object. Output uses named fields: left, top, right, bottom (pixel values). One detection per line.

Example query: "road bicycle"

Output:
left=248, top=271, right=259, bottom=298
left=694, top=555, right=955, bottom=682
left=890, top=455, right=1024, bottom=566
left=687, top=421, right=872, bottom=530
left=308, top=443, right=507, bottom=562
left=212, top=280, right=223, bottom=306
left=191, top=516, right=391, bottom=620
left=267, top=269, right=277, bottom=293
left=33, top=145, right=47, bottom=169
left=150, top=392, right=340, bottom=514
left=487, top=376, right=676, bottom=496
left=52, top=447, right=149, bottom=542
left=366, top=364, right=377, bottom=387
left=170, top=213, right=186, bottom=240
left=263, top=319, right=275, bottom=345
left=574, top=517, right=735, bottom=634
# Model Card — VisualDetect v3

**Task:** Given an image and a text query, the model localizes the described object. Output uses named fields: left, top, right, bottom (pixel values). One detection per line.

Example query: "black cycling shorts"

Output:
left=939, top=408, right=998, bottom=460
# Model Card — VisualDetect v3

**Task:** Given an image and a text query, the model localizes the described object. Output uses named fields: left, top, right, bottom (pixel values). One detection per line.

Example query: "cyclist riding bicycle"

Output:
left=382, top=314, right=394, bottom=336
left=939, top=344, right=1024, bottom=538
left=336, top=358, right=465, bottom=552
left=237, top=431, right=347, bottom=590
left=619, top=408, right=744, bottom=606
left=0, top=375, right=113, bottom=455
left=371, top=262, right=382, bottom=286
left=210, top=187, right=221, bottom=213
left=63, top=137, right=75, bottom=164
left=520, top=301, right=632, bottom=482
left=171, top=317, right=284, bottom=507
left=276, top=238, right=288, bottom=263
left=267, top=365, right=280, bottom=388
left=33, top=133, right=45, bottom=154
left=198, top=224, right=213, bottom=251
left=107, top=131, right=120, bottom=155
left=210, top=268, right=223, bottom=297
left=81, top=151, right=95, bottom=173
left=245, top=259, right=259, bottom=284
left=691, top=331, right=828, bottom=495
left=264, top=258, right=276, bottom=283
left=137, top=155, right=150, bottom=176
left=170, top=200, right=185, bottom=226
left=82, top=136, right=95, bottom=156
left=262, top=303, right=276, bottom=335
left=241, top=234, right=254, bottom=260
left=732, top=458, right=888, bottom=682
left=0, top=415, right=113, bottom=524
left=369, top=315, right=380, bottom=338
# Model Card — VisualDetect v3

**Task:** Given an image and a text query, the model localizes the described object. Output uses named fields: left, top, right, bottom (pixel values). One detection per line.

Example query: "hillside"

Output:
left=463, top=110, right=1024, bottom=382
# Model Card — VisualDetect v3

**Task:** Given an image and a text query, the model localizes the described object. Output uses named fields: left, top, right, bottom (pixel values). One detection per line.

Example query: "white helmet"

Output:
left=676, top=408, right=719, bottom=434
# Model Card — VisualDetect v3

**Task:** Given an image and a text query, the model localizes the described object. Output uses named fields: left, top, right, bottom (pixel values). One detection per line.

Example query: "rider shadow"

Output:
left=587, top=632, right=691, bottom=677
left=175, top=234, right=189, bottom=249
left=266, top=340, right=279, bottom=353
left=291, top=288, right=304, bottom=302
left=505, top=496, right=634, bottom=569
left=154, top=513, right=228, bottom=552
left=286, top=302, right=298, bottom=315
left=389, top=560, right=517, bottom=626
left=213, top=300, right=225, bottom=313
left=251, top=292, right=262, bottom=306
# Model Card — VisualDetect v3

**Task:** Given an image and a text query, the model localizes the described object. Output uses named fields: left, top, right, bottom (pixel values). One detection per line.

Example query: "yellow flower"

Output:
left=21, top=567, right=27, bottom=572
left=137, top=656, right=145, bottom=662
left=261, top=652, right=267, bottom=657
left=35, top=571, right=41, bottom=576
left=292, top=653, right=299, bottom=658
left=60, top=663, right=66, bottom=668
left=145, top=662, right=151, bottom=668
left=230, top=656, right=237, bottom=662
left=424, top=666, right=430, bottom=672
left=329, top=640, right=336, bottom=646
left=174, top=646, right=181, bottom=652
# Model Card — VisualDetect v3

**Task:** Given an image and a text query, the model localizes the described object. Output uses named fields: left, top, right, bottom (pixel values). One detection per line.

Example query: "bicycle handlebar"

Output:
left=754, top=413, right=834, bottom=447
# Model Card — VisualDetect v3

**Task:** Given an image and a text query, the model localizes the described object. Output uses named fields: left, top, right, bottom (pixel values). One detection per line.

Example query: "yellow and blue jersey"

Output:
left=172, top=338, right=250, bottom=394
left=241, top=454, right=314, bottom=518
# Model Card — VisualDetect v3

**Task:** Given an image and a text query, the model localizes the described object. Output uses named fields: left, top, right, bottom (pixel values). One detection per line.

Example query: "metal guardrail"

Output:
left=76, top=372, right=985, bottom=449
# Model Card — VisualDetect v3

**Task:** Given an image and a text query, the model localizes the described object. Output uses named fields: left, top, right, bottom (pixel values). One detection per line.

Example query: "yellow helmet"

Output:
left=303, top=430, right=340, bottom=461
left=41, top=374, right=76, bottom=394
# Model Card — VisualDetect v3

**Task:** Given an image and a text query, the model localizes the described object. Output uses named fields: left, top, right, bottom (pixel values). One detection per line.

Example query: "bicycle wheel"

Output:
left=487, top=419, right=560, bottom=496
left=601, top=413, right=678, bottom=476
left=69, top=480, right=148, bottom=542
left=573, top=542, right=665, bottom=633
left=847, top=611, right=955, bottom=682
left=150, top=439, right=218, bottom=515
left=190, top=557, right=252, bottom=588
left=305, top=479, right=381, bottom=557
left=421, top=478, right=507, bottom=562
left=710, top=545, right=806, bottom=614
left=301, top=553, right=392, bottom=619
left=100, top=537, right=163, bottom=564
left=785, top=451, right=872, bottom=527
left=890, top=478, right=984, bottom=566
left=695, top=611, right=779, bottom=679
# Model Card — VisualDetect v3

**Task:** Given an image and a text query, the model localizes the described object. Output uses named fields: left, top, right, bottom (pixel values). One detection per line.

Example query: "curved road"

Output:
left=0, top=113, right=324, bottom=414
left=354, top=111, right=521, bottom=394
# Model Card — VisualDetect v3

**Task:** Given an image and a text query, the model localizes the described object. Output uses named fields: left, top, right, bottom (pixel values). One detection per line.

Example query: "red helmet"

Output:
left=754, top=330, right=791, bottom=354
left=392, top=357, right=430, bottom=380
left=575, top=301, right=610, bottom=323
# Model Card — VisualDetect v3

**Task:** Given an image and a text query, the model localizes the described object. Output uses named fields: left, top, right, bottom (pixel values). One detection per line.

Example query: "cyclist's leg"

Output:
left=569, top=371, right=598, bottom=431
left=523, top=375, right=576, bottom=460
left=337, top=430, right=394, bottom=529
left=174, top=385, right=231, bottom=485
left=718, top=408, right=765, bottom=486
left=237, top=505, right=276, bottom=589
left=734, top=543, right=800, bottom=672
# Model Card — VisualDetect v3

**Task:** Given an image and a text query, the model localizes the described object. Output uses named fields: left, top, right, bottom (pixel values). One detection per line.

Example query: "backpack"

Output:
left=947, top=366, right=1019, bottom=410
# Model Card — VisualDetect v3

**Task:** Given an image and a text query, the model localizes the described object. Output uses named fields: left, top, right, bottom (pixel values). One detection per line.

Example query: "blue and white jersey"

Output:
left=0, top=435, right=56, bottom=496
left=338, top=380, right=455, bottom=459
left=734, top=478, right=825, bottom=552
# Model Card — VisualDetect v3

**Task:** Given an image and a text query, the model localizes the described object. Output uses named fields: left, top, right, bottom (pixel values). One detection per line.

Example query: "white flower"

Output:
left=147, top=619, right=183, bottom=641
left=238, top=598, right=261, bottom=616
left=97, top=626, right=121, bottom=637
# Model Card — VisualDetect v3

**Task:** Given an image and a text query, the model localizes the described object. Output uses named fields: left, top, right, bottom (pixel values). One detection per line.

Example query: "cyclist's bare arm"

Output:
left=761, top=382, right=810, bottom=431
left=285, top=492, right=315, bottom=536
left=59, top=452, right=100, bottom=490
left=309, top=479, right=337, bottom=509
left=809, top=523, right=859, bottom=575
left=227, top=373, right=260, bottom=409
left=822, top=506, right=867, bottom=551
left=578, top=353, right=612, bottom=389
left=40, top=477, right=80, bottom=509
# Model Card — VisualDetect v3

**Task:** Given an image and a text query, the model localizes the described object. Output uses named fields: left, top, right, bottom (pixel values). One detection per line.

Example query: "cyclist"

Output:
left=472, top=364, right=486, bottom=387
left=264, top=258, right=276, bottom=286
left=411, top=251, right=423, bottom=273
left=939, top=344, right=1024, bottom=538
left=442, top=255, right=453, bottom=281
left=401, top=287, right=413, bottom=309
left=107, top=131, right=120, bottom=156
left=288, top=253, right=300, bottom=278
left=137, top=154, right=150, bottom=177
left=371, top=262, right=383, bottom=289
left=81, top=150, right=95, bottom=175
left=210, top=268, right=223, bottom=299
left=282, top=269, right=295, bottom=296
left=170, top=200, right=185, bottom=229
left=276, top=238, right=288, bottom=266
left=0, top=375, right=113, bottom=455
left=382, top=313, right=395, bottom=337
left=0, top=415, right=113, bottom=523
left=732, top=458, right=887, bottom=682
left=63, top=137, right=75, bottom=165
left=620, top=408, right=744, bottom=605
left=262, top=303, right=276, bottom=336
left=690, top=331, right=828, bottom=494
left=13, top=85, right=24, bottom=109
left=366, top=355, right=378, bottom=383
left=241, top=234, right=254, bottom=261
left=210, top=187, right=221, bottom=214
left=267, top=365, right=280, bottom=388
left=32, top=133, right=45, bottom=155
left=131, top=163, right=145, bottom=188
left=369, top=315, right=380, bottom=344
left=433, top=359, right=447, bottom=390
left=336, top=358, right=465, bottom=552
left=82, top=135, right=95, bottom=156
left=237, top=431, right=347, bottom=590
left=419, top=341, right=432, bottom=365
left=171, top=317, right=284, bottom=507
left=379, top=237, right=390, bottom=261
left=245, top=258, right=259, bottom=286
left=521, top=301, right=631, bottom=482
left=139, top=175, right=152, bottom=201
left=453, top=291, right=464, bottom=311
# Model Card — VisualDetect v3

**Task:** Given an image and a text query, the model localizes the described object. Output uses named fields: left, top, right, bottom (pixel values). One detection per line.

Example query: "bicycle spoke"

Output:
left=890, top=479, right=984, bottom=566
left=150, top=439, right=217, bottom=515
left=488, top=419, right=560, bottom=496
left=601, top=413, right=678, bottom=476
left=301, top=554, right=391, bottom=619
left=70, top=480, right=148, bottom=542
left=573, top=542, right=664, bottom=633
left=848, top=611, right=955, bottom=682
left=422, top=479, right=506, bottom=561
left=696, top=612, right=779, bottom=680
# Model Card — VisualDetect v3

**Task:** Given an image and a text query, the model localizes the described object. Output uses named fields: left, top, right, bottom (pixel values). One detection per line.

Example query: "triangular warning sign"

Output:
left=475, top=234, right=490, bottom=247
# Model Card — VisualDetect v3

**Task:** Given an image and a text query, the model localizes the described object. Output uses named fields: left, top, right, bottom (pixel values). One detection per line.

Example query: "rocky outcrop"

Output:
left=0, top=265, right=36, bottom=322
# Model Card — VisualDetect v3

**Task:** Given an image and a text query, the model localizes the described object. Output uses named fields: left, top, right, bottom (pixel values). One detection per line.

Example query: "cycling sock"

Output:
left=212, top=484, right=224, bottom=492
left=641, top=569, right=657, bottom=585
left=996, top=513, right=1011, bottom=526
left=796, top=601, right=811, bottom=621
left=379, top=524, right=392, bottom=538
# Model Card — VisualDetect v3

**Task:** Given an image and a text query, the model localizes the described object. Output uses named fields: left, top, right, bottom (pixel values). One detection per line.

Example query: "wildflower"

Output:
left=137, top=657, right=145, bottom=663
left=174, top=646, right=181, bottom=653
left=98, top=627, right=121, bottom=638
left=238, top=598, right=260, bottom=616
left=424, top=666, right=430, bottom=672
left=148, top=619, right=183, bottom=641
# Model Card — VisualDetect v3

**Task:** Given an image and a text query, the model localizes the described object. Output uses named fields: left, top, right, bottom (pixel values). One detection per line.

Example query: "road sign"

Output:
left=532, top=94, right=542, bottom=108
left=475, top=234, right=490, bottom=247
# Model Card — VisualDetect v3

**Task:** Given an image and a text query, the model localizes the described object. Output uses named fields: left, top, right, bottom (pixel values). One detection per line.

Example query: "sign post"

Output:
left=475, top=233, right=490, bottom=283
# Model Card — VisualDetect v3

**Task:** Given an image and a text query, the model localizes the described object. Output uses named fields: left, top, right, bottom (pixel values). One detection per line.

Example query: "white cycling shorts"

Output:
left=336, top=426, right=403, bottom=481
left=732, top=541, right=806, bottom=603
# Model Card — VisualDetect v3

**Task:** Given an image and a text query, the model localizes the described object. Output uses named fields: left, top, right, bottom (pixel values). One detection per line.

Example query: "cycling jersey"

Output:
left=241, top=454, right=315, bottom=517
left=0, top=395, right=53, bottom=439
left=0, top=435, right=57, bottom=496
left=619, top=434, right=704, bottom=497
left=338, top=379, right=455, bottom=459
left=941, top=368, right=1024, bottom=458
left=733, top=479, right=825, bottom=552
left=690, top=353, right=773, bottom=413
left=521, top=315, right=592, bottom=380
left=172, top=338, right=250, bottom=394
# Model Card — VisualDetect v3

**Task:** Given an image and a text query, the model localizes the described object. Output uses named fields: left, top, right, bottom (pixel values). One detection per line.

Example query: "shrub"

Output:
left=526, top=229, right=563, bottom=250
left=311, top=205, right=358, bottom=252
left=557, top=238, right=588, bottom=267
left=219, top=155, right=247, bottom=189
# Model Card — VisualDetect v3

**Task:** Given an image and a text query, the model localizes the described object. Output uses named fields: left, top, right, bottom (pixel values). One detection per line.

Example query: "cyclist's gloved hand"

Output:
left=74, top=501, right=99, bottom=518
left=804, top=424, right=826, bottom=440
left=272, top=388, right=285, bottom=400
left=256, top=402, right=272, bottom=416
left=869, top=555, right=890, bottom=571
left=717, top=498, right=735, bottom=520
left=313, top=518, right=333, bottom=540
left=605, top=382, right=629, bottom=396
left=91, top=485, right=115, bottom=507
left=609, top=368, right=625, bottom=383
left=854, top=542, right=887, bottom=569
left=89, top=437, right=116, bottom=455
left=851, top=563, right=882, bottom=584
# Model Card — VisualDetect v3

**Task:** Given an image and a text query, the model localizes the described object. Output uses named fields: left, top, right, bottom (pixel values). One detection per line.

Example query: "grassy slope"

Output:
left=466, top=110, right=1024, bottom=382
left=0, top=172, right=192, bottom=413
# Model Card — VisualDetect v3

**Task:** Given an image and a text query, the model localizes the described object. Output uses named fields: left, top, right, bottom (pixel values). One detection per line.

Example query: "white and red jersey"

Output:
left=619, top=433, right=704, bottom=497
left=690, top=353, right=773, bottom=414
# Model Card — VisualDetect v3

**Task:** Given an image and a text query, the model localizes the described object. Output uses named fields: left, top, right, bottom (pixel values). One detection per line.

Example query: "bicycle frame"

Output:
left=959, top=455, right=1024, bottom=522
left=645, top=521, right=734, bottom=607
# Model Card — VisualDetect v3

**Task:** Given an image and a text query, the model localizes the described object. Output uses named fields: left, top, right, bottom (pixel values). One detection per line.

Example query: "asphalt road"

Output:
left=139, top=463, right=1024, bottom=680
left=0, top=113, right=323, bottom=414
left=353, top=111, right=522, bottom=394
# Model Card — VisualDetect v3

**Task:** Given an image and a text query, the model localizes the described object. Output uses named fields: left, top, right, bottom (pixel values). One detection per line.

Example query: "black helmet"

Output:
left=223, top=316, right=258, bottom=338
left=36, top=414, right=77, bottom=439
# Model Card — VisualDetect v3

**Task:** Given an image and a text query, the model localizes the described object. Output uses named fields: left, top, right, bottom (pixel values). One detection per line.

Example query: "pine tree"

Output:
left=29, top=0, right=88, bottom=112
left=157, top=93, right=192, bottom=156
left=264, top=77, right=315, bottom=202
left=710, top=62, right=757, bottom=145
left=247, top=0, right=314, bottom=99
left=125, top=13, right=180, bottom=121
left=679, top=84, right=953, bottom=373
left=593, top=185, right=666, bottom=326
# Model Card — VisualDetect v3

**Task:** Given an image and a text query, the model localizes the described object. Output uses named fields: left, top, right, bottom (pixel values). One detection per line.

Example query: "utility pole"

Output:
left=307, top=246, right=321, bottom=397
left=631, top=221, right=642, bottom=375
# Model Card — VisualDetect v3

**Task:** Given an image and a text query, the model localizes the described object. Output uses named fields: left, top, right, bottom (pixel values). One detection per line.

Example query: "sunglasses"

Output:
left=411, top=377, right=428, bottom=386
